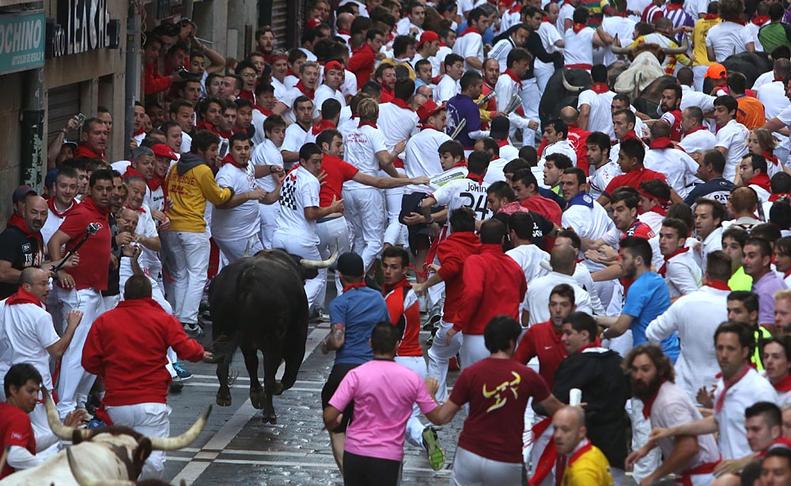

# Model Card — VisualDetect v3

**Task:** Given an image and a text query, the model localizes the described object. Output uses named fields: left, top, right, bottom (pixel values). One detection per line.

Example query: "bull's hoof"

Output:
left=216, top=387, right=232, bottom=407
left=262, top=411, right=278, bottom=424
left=250, top=388, right=266, bottom=409
left=272, top=381, right=285, bottom=396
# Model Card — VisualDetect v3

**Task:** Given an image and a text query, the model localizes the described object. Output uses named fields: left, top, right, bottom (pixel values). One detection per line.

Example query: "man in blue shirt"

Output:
left=320, top=252, right=390, bottom=473
left=596, top=237, right=680, bottom=362
left=447, top=71, right=484, bottom=151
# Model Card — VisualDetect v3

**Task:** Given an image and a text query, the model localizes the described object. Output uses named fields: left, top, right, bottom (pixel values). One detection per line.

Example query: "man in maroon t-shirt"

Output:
left=598, top=138, right=667, bottom=206
left=426, top=317, right=564, bottom=485
left=48, top=169, right=114, bottom=418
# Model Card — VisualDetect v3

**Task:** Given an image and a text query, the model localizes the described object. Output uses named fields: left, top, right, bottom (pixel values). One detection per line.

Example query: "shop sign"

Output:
left=47, top=0, right=119, bottom=58
left=0, top=12, right=45, bottom=75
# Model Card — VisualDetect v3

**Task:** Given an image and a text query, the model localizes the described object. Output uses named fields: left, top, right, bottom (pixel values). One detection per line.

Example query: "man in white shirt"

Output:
left=41, top=168, right=79, bottom=252
left=679, top=106, right=717, bottom=159
left=705, top=4, right=755, bottom=63
left=714, top=95, right=750, bottom=182
left=251, top=115, right=287, bottom=248
left=313, top=61, right=346, bottom=119
left=418, top=150, right=492, bottom=227
left=272, top=143, right=344, bottom=309
left=692, top=198, right=726, bottom=269
left=213, top=133, right=281, bottom=262
left=489, top=23, right=530, bottom=72
left=396, top=2, right=425, bottom=36
left=650, top=321, right=777, bottom=460
left=587, top=131, right=622, bottom=200
left=495, top=48, right=539, bottom=138
left=535, top=4, right=565, bottom=92
left=625, top=344, right=721, bottom=486
left=646, top=250, right=732, bottom=399
left=578, top=65, right=616, bottom=135
left=277, top=60, right=319, bottom=123
left=0, top=268, right=83, bottom=444
left=658, top=218, right=703, bottom=299
left=281, top=96, right=314, bottom=165
left=644, top=121, right=700, bottom=199
left=343, top=98, right=405, bottom=272
left=739, top=154, right=772, bottom=202
left=435, top=53, right=464, bottom=102
left=453, top=7, right=491, bottom=72
left=523, top=244, right=592, bottom=325
left=678, top=67, right=716, bottom=113
left=561, top=168, right=616, bottom=248
left=539, top=119, right=578, bottom=182
left=506, top=211, right=550, bottom=287
left=757, top=59, right=791, bottom=119
left=557, top=0, right=580, bottom=32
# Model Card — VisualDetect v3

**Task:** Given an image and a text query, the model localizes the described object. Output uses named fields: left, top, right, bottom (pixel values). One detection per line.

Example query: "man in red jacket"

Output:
left=82, top=275, right=209, bottom=479
left=448, top=218, right=527, bottom=368
left=415, top=208, right=480, bottom=402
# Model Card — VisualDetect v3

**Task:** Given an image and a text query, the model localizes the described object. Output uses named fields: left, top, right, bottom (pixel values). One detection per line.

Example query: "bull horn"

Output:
left=67, top=447, right=135, bottom=486
left=149, top=405, right=212, bottom=451
left=44, top=389, right=90, bottom=441
left=300, top=247, right=339, bottom=269
left=610, top=44, right=631, bottom=55
left=561, top=71, right=584, bottom=93
left=662, top=37, right=689, bottom=55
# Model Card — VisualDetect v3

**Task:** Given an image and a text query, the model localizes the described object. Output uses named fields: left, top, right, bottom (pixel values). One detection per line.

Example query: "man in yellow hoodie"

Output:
left=553, top=406, right=614, bottom=486
left=162, top=130, right=234, bottom=334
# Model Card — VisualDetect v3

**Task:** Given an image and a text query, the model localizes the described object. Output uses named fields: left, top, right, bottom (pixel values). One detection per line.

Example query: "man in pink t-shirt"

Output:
left=323, top=323, right=443, bottom=484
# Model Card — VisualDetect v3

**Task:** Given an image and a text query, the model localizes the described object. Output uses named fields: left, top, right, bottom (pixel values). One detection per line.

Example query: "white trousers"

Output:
left=451, top=446, right=522, bottom=486
left=258, top=202, right=280, bottom=249
left=460, top=334, right=489, bottom=369
left=395, top=355, right=428, bottom=448
left=272, top=231, right=326, bottom=310
left=56, top=287, right=104, bottom=417
left=534, top=62, right=555, bottom=93
left=106, top=402, right=170, bottom=479
left=427, top=320, right=464, bottom=403
left=214, top=234, right=264, bottom=263
left=345, top=188, right=385, bottom=272
left=384, top=186, right=406, bottom=246
left=692, top=65, right=708, bottom=92
left=316, top=215, right=351, bottom=298
left=162, top=230, right=210, bottom=325
left=102, top=295, right=120, bottom=312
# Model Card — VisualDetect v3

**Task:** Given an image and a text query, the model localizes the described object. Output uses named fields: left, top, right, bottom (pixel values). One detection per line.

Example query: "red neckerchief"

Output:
left=358, top=120, right=378, bottom=129
left=708, top=279, right=731, bottom=291
left=504, top=68, right=521, bottom=83
left=704, top=13, right=719, bottom=20
left=684, top=125, right=708, bottom=136
left=509, top=4, right=521, bottom=14
left=621, top=130, right=639, bottom=142
left=572, top=22, right=587, bottom=33
left=772, top=373, right=791, bottom=392
left=75, top=143, right=105, bottom=161
left=125, top=204, right=145, bottom=214
left=591, top=82, right=609, bottom=94
left=147, top=176, right=163, bottom=191
left=460, top=26, right=479, bottom=36
left=342, top=281, right=367, bottom=291
left=467, top=172, right=484, bottom=183
left=496, top=138, right=509, bottom=147
left=133, top=127, right=146, bottom=137
left=649, top=136, right=674, bottom=150
left=382, top=277, right=411, bottom=295
left=391, top=97, right=413, bottom=111
left=311, top=119, right=336, bottom=135
left=658, top=247, right=689, bottom=276
left=125, top=166, right=144, bottom=179
left=752, top=15, right=769, bottom=26
left=6, top=287, right=43, bottom=307
left=649, top=204, right=668, bottom=216
left=715, top=364, right=751, bottom=413
left=577, top=342, right=600, bottom=353
left=338, top=28, right=351, bottom=36
left=763, top=151, right=780, bottom=167
left=6, top=214, right=43, bottom=249
left=380, top=86, right=395, bottom=102
left=196, top=120, right=218, bottom=134
left=221, top=153, right=247, bottom=169
left=750, top=172, right=771, bottom=192
left=47, top=197, right=76, bottom=219
left=295, top=80, right=315, bottom=99
left=216, top=128, right=233, bottom=139
left=641, top=380, right=666, bottom=418
left=770, top=193, right=791, bottom=202
left=254, top=104, right=273, bottom=116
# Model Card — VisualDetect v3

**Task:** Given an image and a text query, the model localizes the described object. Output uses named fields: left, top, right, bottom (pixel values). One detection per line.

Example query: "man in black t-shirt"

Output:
left=0, top=193, right=48, bottom=299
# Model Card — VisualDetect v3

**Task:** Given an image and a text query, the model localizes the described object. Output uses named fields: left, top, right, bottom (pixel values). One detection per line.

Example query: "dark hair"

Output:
left=293, top=95, right=313, bottom=111
left=728, top=290, right=760, bottom=314
left=751, top=223, right=782, bottom=245
left=513, top=168, right=538, bottom=192
left=620, top=236, right=653, bottom=267
left=125, top=274, right=153, bottom=300
left=503, top=158, right=530, bottom=175
left=572, top=6, right=589, bottom=23
left=694, top=198, right=726, bottom=223
left=550, top=283, right=576, bottom=305
left=487, top=181, right=517, bottom=202
left=722, top=226, right=748, bottom=248
left=381, top=246, right=410, bottom=267
left=706, top=250, right=733, bottom=282
left=321, top=98, right=342, bottom=120
left=479, top=219, right=507, bottom=244
left=371, top=322, right=401, bottom=354
left=745, top=154, right=768, bottom=175
left=478, top=137, right=499, bottom=156
left=192, top=130, right=221, bottom=153
left=56, top=167, right=79, bottom=183
left=625, top=344, right=676, bottom=383
left=586, top=131, right=611, bottom=154
left=89, top=168, right=115, bottom=187
left=316, top=128, right=342, bottom=149
left=745, top=401, right=782, bottom=428
left=556, top=229, right=582, bottom=250
left=762, top=335, right=791, bottom=370
left=263, top=114, right=287, bottom=133
left=562, top=167, right=586, bottom=185
left=509, top=212, right=539, bottom=241
left=661, top=217, right=690, bottom=239
left=506, top=47, right=531, bottom=69
left=591, top=64, right=608, bottom=83
left=771, top=172, right=791, bottom=194
left=726, top=72, right=747, bottom=95
left=392, top=35, right=416, bottom=58
left=449, top=207, right=476, bottom=232
left=714, top=320, right=755, bottom=354
left=563, top=311, right=598, bottom=343
left=3, top=363, right=42, bottom=397
left=443, top=53, right=464, bottom=68
left=438, top=140, right=465, bottom=159
left=745, top=236, right=773, bottom=258
left=610, top=187, right=640, bottom=209
left=299, top=142, right=323, bottom=161
left=546, top=118, right=568, bottom=139
left=714, top=95, right=738, bottom=117
left=770, top=199, right=791, bottom=230
left=229, top=131, right=251, bottom=146
left=613, top=108, right=636, bottom=127
left=762, top=447, right=791, bottom=469
left=393, top=77, right=415, bottom=101
left=518, top=146, right=538, bottom=165
left=484, top=316, right=522, bottom=353
left=460, top=71, right=483, bottom=92
left=702, top=149, right=726, bottom=175
left=546, top=152, right=574, bottom=171
left=468, top=150, right=490, bottom=175
left=619, top=138, right=645, bottom=164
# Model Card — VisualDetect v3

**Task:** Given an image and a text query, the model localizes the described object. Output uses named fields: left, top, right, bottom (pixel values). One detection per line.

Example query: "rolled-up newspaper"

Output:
left=504, top=93, right=522, bottom=115
left=449, top=118, right=467, bottom=140
left=570, top=388, right=582, bottom=406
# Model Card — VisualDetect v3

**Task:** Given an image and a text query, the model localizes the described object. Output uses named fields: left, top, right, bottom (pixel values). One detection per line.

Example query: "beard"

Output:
left=631, top=377, right=662, bottom=401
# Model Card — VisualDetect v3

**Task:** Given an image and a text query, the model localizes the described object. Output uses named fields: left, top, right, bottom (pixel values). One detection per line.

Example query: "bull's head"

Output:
left=67, top=447, right=188, bottom=485
left=561, top=70, right=585, bottom=94
left=298, top=247, right=339, bottom=270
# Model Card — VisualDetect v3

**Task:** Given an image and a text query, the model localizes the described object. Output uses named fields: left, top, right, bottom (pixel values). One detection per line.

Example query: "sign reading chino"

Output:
left=50, top=0, right=115, bottom=57
left=0, top=13, right=45, bottom=75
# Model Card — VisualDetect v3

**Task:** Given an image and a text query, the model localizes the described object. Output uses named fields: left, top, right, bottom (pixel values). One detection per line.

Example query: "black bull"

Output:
left=209, top=249, right=311, bottom=423
left=539, top=69, right=593, bottom=124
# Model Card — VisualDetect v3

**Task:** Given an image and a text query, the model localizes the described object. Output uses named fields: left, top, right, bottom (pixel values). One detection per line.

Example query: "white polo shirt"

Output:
left=432, top=177, right=491, bottom=224
left=680, top=84, right=716, bottom=112
left=713, top=368, right=776, bottom=459
left=313, top=84, right=346, bottom=118
left=647, top=286, right=730, bottom=399
left=664, top=250, right=702, bottom=299
left=524, top=271, right=593, bottom=325
left=281, top=122, right=309, bottom=156
left=0, top=300, right=59, bottom=391
left=589, top=161, right=623, bottom=200
left=251, top=138, right=284, bottom=192
left=563, top=27, right=595, bottom=68
left=757, top=80, right=790, bottom=119
left=715, top=119, right=749, bottom=182
left=41, top=201, right=76, bottom=251
left=403, top=127, right=451, bottom=194
left=212, top=161, right=260, bottom=241
left=133, top=204, right=162, bottom=277
left=680, top=129, right=717, bottom=156
left=578, top=89, right=616, bottom=136
left=706, top=21, right=753, bottom=62
left=644, top=147, right=700, bottom=199
left=343, top=124, right=388, bottom=191
left=562, top=197, right=616, bottom=243
left=453, top=30, right=484, bottom=72
left=378, top=102, right=419, bottom=152
left=506, top=244, right=550, bottom=286
left=557, top=3, right=575, bottom=32
left=495, top=73, right=523, bottom=113
left=275, top=165, right=320, bottom=245
left=435, top=75, right=460, bottom=103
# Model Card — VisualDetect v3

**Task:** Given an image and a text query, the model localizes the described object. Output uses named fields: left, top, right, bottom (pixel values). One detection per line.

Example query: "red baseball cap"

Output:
left=417, top=100, right=446, bottom=123
left=418, top=31, right=440, bottom=47
left=152, top=144, right=178, bottom=160
left=324, top=60, right=344, bottom=73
